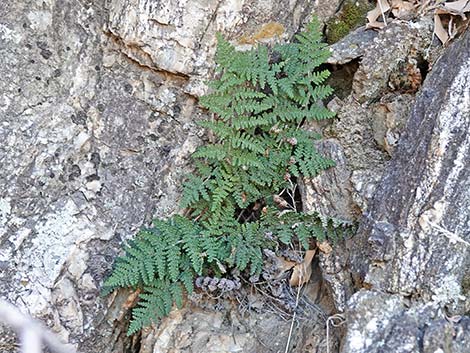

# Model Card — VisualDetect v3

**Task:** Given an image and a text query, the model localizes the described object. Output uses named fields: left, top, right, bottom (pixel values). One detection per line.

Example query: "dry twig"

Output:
left=0, top=299, right=75, bottom=353
left=326, top=313, right=346, bottom=353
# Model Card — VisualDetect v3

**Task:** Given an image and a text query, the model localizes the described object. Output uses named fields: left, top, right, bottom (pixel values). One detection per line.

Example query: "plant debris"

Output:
left=366, top=0, right=470, bottom=44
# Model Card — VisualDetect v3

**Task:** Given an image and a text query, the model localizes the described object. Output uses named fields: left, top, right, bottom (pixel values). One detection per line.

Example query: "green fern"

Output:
left=104, top=18, right=354, bottom=335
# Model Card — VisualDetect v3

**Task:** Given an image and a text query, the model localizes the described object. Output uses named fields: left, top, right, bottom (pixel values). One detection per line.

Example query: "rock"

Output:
left=343, top=26, right=470, bottom=353
left=140, top=297, right=332, bottom=353
left=370, top=94, right=414, bottom=156
left=352, top=18, right=433, bottom=102
left=344, top=291, right=470, bottom=353
left=2, top=0, right=469, bottom=351
left=106, top=0, right=333, bottom=96
left=0, top=0, right=344, bottom=352
left=325, top=97, right=388, bottom=213
left=313, top=0, right=343, bottom=25
left=300, top=139, right=358, bottom=222
left=320, top=17, right=435, bottom=214
left=0, top=0, right=202, bottom=351
left=350, top=28, right=470, bottom=303
left=325, top=0, right=373, bottom=44
left=301, top=15, right=469, bottom=353
left=327, top=26, right=378, bottom=65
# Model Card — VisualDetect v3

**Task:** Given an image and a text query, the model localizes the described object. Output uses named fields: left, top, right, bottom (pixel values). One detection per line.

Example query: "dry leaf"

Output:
left=391, top=0, right=416, bottom=18
left=434, top=0, right=470, bottom=45
left=434, top=13, right=450, bottom=44
left=289, top=249, right=316, bottom=287
left=279, top=257, right=297, bottom=272
left=273, top=194, right=290, bottom=209
left=367, top=0, right=391, bottom=29
left=317, top=241, right=333, bottom=254
left=440, top=0, right=470, bottom=15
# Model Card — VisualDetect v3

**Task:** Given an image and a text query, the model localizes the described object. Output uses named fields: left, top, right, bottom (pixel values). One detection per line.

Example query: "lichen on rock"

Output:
left=1, top=0, right=470, bottom=352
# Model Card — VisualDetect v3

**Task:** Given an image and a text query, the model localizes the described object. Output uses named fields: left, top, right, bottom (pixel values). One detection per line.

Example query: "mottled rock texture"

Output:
left=0, top=0, right=340, bottom=352
left=0, top=0, right=204, bottom=351
left=343, top=27, right=470, bottom=353
left=1, top=0, right=469, bottom=352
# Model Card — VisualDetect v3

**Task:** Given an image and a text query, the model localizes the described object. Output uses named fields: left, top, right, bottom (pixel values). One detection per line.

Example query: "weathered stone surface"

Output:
left=316, top=18, right=435, bottom=217
left=350, top=28, right=470, bottom=302
left=342, top=26, right=470, bottom=353
left=300, top=139, right=358, bottom=222
left=327, top=26, right=378, bottom=65
left=106, top=0, right=329, bottom=96
left=300, top=15, right=469, bottom=353
left=352, top=18, right=433, bottom=102
left=344, top=291, right=470, bottom=353
left=370, top=94, right=414, bottom=156
left=2, top=0, right=469, bottom=351
left=0, top=0, right=342, bottom=352
left=325, top=0, right=372, bottom=45
left=138, top=285, right=338, bottom=353
left=0, top=0, right=203, bottom=350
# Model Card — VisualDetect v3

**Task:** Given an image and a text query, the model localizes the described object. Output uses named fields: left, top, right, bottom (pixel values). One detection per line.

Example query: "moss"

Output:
left=326, top=0, right=373, bottom=44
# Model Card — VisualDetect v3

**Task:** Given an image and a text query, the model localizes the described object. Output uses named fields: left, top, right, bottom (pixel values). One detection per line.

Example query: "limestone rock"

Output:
left=327, top=26, right=378, bottom=65
left=352, top=18, right=433, bottom=102
left=106, top=0, right=330, bottom=96
left=344, top=291, right=470, bottom=353
left=300, top=139, right=358, bottom=222
left=370, top=94, right=414, bottom=156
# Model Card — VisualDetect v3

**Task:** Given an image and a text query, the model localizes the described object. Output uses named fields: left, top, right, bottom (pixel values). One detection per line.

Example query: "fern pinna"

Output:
left=104, top=19, right=348, bottom=335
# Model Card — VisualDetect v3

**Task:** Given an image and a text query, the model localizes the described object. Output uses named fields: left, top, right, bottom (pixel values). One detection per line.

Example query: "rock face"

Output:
left=1, top=0, right=469, bottom=352
left=343, top=28, right=470, bottom=353
left=0, top=0, right=341, bottom=352
left=0, top=0, right=204, bottom=351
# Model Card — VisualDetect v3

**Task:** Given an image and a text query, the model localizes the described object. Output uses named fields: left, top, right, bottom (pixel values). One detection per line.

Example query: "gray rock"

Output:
left=343, top=26, right=470, bottom=353
left=316, top=18, right=434, bottom=215
left=344, top=291, right=470, bottom=353
left=370, top=94, right=415, bottom=156
left=350, top=28, right=470, bottom=303
left=327, top=26, right=378, bottom=65
left=0, top=0, right=343, bottom=352
left=2, top=0, right=469, bottom=351
left=352, top=18, right=433, bottom=102
left=300, top=139, right=357, bottom=222
left=327, top=97, right=388, bottom=205
left=106, top=0, right=329, bottom=96
left=0, top=0, right=201, bottom=351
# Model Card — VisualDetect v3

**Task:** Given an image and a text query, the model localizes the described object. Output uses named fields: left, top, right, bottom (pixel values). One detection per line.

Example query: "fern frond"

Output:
left=193, top=145, right=227, bottom=161
left=105, top=18, right=352, bottom=337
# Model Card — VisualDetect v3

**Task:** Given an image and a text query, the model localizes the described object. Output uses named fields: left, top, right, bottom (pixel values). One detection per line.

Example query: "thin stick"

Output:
left=284, top=241, right=304, bottom=353
left=428, top=221, right=470, bottom=247
left=378, top=0, right=388, bottom=26
left=284, top=282, right=302, bottom=353
left=0, top=299, right=76, bottom=353
left=326, top=314, right=346, bottom=353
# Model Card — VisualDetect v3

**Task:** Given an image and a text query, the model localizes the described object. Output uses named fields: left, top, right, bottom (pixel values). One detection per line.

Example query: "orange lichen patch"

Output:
left=238, top=22, right=285, bottom=44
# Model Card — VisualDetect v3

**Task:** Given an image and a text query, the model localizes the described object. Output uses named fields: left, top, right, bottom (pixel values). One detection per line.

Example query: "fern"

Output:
left=104, top=18, right=354, bottom=335
left=227, top=222, right=268, bottom=275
